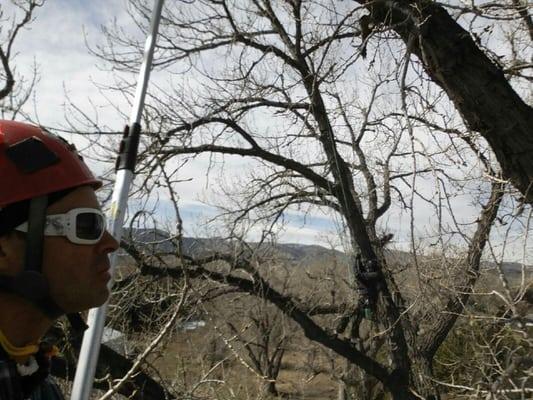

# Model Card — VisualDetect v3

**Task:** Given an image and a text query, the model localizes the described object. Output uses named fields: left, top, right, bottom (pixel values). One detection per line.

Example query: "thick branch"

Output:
left=356, top=0, right=533, bottom=202
left=0, top=47, right=14, bottom=101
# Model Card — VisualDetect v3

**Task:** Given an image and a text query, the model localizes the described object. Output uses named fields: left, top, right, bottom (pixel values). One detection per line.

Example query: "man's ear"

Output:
left=0, top=235, right=8, bottom=257
left=0, top=233, right=24, bottom=273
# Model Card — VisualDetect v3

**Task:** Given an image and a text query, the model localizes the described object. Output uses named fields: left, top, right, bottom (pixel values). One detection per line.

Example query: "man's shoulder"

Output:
left=27, top=376, right=65, bottom=400
left=0, top=348, right=64, bottom=400
left=0, top=351, right=21, bottom=400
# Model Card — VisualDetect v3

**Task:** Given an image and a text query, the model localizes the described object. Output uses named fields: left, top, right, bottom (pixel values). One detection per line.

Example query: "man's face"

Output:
left=43, top=186, right=119, bottom=312
left=1, top=186, right=119, bottom=313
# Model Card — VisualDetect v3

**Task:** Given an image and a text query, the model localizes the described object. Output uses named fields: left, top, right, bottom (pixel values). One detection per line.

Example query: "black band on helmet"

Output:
left=24, top=195, right=48, bottom=272
left=0, top=188, right=76, bottom=237
left=0, top=200, right=31, bottom=237
left=15, top=196, right=66, bottom=319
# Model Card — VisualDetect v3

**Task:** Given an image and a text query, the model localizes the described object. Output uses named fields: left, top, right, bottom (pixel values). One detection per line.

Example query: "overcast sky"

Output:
left=4, top=0, right=347, bottom=246
left=8, top=1, right=134, bottom=128
left=3, top=0, right=531, bottom=263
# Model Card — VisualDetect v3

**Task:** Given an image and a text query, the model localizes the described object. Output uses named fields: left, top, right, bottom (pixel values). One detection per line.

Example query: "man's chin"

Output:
left=73, top=288, right=110, bottom=312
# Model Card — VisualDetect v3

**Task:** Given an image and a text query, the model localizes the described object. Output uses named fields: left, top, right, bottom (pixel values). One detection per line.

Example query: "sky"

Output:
left=2, top=0, right=531, bottom=263
left=3, top=0, right=347, bottom=245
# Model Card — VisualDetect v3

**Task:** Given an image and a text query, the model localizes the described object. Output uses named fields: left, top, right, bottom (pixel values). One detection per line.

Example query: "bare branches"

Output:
left=99, top=283, right=189, bottom=400
left=162, top=114, right=338, bottom=192
left=120, top=239, right=392, bottom=385
left=0, top=47, right=14, bottom=101
left=80, top=1, right=532, bottom=398
left=0, top=0, right=43, bottom=110
left=419, top=182, right=505, bottom=359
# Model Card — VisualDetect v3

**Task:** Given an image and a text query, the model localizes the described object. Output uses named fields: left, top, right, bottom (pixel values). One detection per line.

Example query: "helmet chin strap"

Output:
left=0, top=195, right=87, bottom=332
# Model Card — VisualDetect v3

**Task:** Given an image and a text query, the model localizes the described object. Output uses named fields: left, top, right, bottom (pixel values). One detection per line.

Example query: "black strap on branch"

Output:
left=354, top=254, right=380, bottom=319
left=67, top=313, right=88, bottom=333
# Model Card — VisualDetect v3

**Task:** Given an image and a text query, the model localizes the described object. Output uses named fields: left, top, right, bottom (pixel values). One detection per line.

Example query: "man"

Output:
left=0, top=120, right=119, bottom=399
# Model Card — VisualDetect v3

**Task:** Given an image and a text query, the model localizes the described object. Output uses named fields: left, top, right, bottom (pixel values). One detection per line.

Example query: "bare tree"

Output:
left=71, top=1, right=532, bottom=399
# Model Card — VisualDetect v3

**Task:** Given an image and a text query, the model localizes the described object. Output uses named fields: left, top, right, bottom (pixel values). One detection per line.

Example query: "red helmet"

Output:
left=0, top=120, right=102, bottom=208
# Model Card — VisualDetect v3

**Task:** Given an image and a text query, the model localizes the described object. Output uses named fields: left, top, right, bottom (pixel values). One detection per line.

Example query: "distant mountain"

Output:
left=121, top=228, right=230, bottom=256
left=119, top=228, right=531, bottom=281
left=121, top=228, right=346, bottom=261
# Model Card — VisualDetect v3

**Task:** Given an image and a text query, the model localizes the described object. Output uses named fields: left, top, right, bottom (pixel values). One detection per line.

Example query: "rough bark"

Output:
left=357, top=0, right=533, bottom=202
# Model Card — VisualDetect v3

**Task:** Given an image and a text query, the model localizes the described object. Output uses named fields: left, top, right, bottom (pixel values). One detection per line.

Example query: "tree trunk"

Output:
left=411, top=357, right=441, bottom=400
left=359, top=0, right=533, bottom=202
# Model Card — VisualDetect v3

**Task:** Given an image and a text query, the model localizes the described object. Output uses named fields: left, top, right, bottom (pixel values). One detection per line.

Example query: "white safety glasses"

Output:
left=15, top=208, right=107, bottom=245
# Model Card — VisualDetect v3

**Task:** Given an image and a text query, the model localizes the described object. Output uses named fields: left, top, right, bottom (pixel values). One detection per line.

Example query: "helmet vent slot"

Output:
left=5, top=136, right=59, bottom=173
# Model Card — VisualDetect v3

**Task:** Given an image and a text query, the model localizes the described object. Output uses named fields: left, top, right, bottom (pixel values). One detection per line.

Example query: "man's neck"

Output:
left=0, top=293, right=52, bottom=348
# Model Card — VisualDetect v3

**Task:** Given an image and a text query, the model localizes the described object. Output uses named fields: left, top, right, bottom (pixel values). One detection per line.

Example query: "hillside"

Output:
left=119, top=228, right=531, bottom=284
